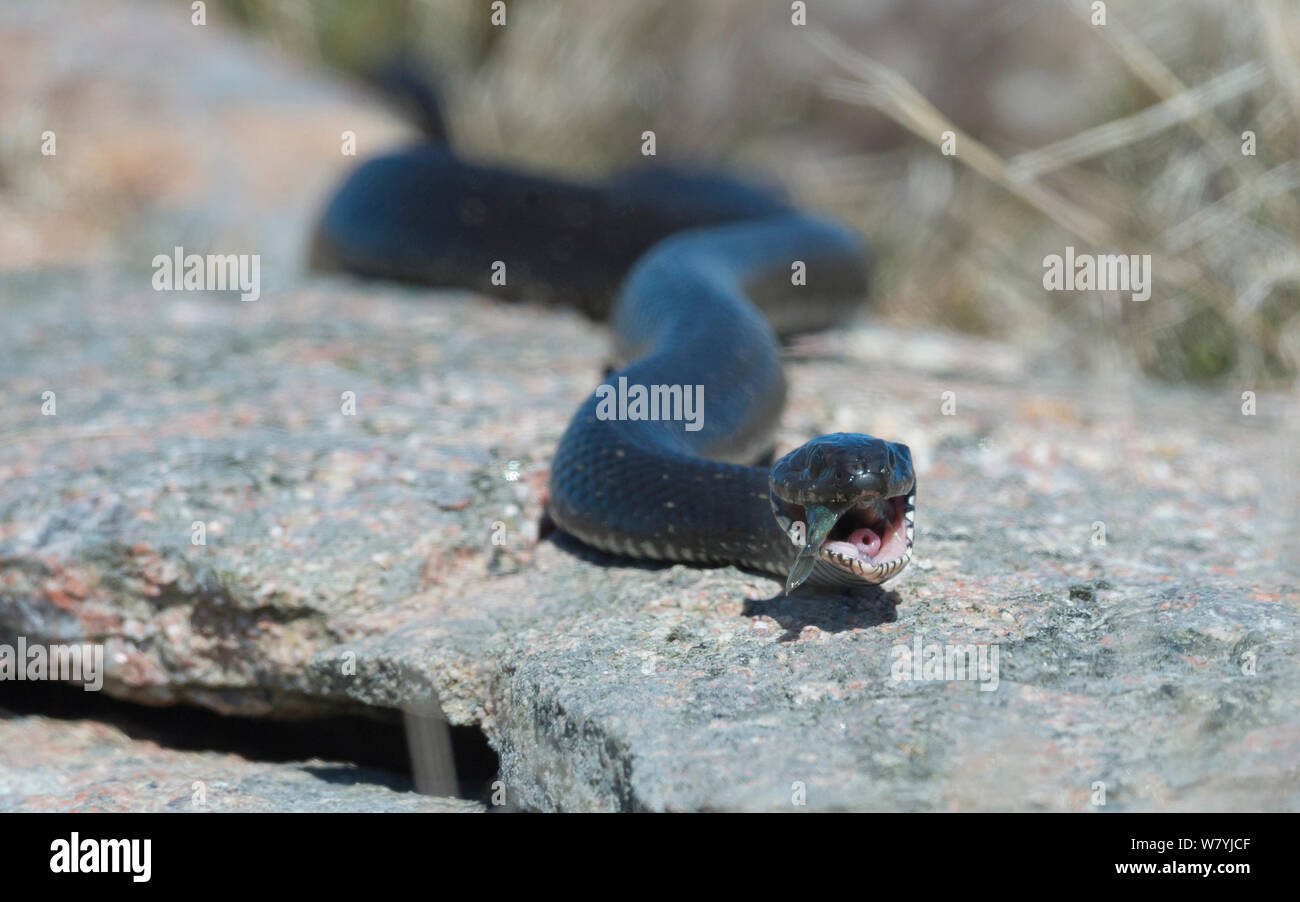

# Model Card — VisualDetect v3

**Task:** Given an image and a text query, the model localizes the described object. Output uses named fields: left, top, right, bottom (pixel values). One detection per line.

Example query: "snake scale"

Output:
left=310, top=85, right=915, bottom=592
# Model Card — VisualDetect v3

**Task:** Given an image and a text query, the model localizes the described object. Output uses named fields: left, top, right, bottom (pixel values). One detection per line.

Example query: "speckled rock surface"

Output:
left=1, top=0, right=1297, bottom=811
left=0, top=714, right=480, bottom=813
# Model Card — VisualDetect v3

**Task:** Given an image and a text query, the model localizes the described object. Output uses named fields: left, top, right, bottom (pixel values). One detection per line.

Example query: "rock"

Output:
left=0, top=714, right=480, bottom=812
left=1, top=0, right=1296, bottom=811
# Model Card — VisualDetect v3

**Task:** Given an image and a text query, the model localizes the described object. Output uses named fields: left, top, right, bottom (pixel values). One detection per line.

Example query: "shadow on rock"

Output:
left=744, top=584, right=900, bottom=640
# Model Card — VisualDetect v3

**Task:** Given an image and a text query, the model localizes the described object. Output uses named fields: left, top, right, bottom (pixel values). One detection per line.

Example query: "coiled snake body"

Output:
left=312, top=118, right=915, bottom=592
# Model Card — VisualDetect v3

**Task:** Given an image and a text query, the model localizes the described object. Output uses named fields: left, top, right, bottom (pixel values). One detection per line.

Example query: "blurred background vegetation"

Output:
left=220, top=0, right=1300, bottom=386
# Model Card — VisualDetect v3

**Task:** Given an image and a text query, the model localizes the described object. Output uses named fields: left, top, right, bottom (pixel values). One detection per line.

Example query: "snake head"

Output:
left=768, top=433, right=915, bottom=592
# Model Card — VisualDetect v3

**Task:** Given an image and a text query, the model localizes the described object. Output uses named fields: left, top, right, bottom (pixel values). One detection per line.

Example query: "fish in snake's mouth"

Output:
left=768, top=433, right=915, bottom=592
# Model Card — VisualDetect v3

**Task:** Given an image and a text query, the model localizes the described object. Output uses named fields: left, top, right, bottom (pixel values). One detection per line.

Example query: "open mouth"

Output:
left=818, top=493, right=914, bottom=579
left=772, top=490, right=915, bottom=589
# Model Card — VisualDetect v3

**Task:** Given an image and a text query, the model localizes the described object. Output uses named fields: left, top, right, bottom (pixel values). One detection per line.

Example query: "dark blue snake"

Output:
left=310, top=92, right=915, bottom=592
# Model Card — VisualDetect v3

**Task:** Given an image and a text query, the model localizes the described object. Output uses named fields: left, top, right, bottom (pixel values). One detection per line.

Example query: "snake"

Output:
left=309, top=81, right=915, bottom=593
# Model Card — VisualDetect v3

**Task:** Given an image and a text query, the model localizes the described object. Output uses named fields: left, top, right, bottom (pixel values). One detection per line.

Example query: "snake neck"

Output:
left=546, top=216, right=866, bottom=578
left=548, top=412, right=796, bottom=576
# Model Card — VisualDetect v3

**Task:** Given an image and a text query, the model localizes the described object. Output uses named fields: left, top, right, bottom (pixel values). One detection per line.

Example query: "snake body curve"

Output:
left=312, top=130, right=915, bottom=592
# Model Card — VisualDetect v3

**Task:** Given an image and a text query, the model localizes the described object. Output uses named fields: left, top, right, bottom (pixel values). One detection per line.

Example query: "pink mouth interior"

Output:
left=822, top=497, right=909, bottom=564
left=825, top=527, right=881, bottom=559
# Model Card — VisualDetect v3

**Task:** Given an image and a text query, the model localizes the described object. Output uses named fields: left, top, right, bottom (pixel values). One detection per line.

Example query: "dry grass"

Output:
left=813, top=5, right=1300, bottom=384
left=222, top=0, right=1300, bottom=385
